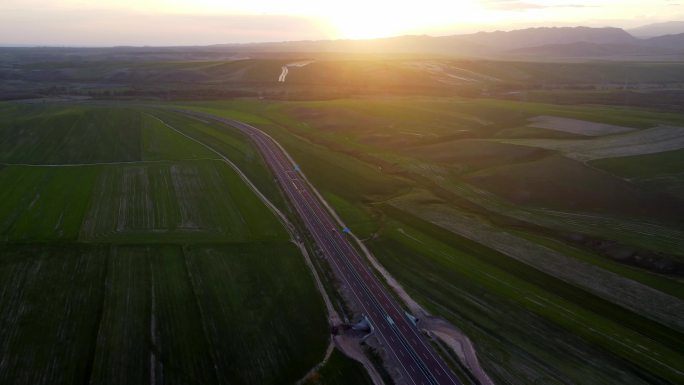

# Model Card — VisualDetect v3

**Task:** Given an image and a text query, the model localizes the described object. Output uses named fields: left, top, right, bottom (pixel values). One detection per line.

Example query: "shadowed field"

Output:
left=0, top=104, right=330, bottom=385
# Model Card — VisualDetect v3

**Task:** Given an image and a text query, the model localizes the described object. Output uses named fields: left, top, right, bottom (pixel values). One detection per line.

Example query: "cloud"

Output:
left=484, top=1, right=596, bottom=11
left=1, top=0, right=681, bottom=45
left=0, top=9, right=333, bottom=45
left=487, top=1, right=546, bottom=10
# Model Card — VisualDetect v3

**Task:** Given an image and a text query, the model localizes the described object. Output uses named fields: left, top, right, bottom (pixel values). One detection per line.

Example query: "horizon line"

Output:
left=0, top=24, right=651, bottom=49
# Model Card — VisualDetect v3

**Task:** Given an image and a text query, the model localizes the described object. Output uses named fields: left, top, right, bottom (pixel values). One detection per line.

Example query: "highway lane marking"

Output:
left=297, top=189, right=445, bottom=384
left=262, top=156, right=423, bottom=385
left=170, top=110, right=459, bottom=385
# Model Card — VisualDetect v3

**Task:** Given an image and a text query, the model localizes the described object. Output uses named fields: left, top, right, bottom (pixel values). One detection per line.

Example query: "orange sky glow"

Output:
left=1, top=0, right=681, bottom=45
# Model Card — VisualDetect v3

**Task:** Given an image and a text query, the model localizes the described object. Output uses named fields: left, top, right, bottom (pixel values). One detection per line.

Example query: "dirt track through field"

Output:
left=500, top=125, right=684, bottom=161
left=278, top=61, right=313, bottom=82
left=391, top=193, right=684, bottom=331
left=528, top=116, right=637, bottom=136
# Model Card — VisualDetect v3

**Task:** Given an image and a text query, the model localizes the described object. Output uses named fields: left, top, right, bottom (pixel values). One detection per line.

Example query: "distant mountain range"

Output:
left=629, top=21, right=684, bottom=38
left=220, top=25, right=684, bottom=60
left=4, top=23, right=684, bottom=61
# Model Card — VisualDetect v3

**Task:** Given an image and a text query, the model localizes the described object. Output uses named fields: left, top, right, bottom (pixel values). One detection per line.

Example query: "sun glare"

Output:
left=330, top=12, right=409, bottom=40
left=164, top=0, right=486, bottom=40
left=323, top=1, right=483, bottom=39
left=25, top=0, right=671, bottom=42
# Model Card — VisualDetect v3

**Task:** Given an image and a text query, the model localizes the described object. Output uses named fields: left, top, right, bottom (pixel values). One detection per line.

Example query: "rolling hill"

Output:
left=213, top=26, right=684, bottom=60
left=3, top=25, right=684, bottom=61
left=629, top=21, right=684, bottom=38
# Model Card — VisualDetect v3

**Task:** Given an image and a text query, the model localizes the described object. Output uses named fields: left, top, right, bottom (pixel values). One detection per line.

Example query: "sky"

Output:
left=1, top=0, right=682, bottom=46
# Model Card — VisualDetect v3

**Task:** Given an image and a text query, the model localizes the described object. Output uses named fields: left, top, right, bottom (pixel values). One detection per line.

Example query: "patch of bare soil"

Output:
left=529, top=116, right=637, bottom=136
left=500, top=125, right=684, bottom=161
left=391, top=193, right=684, bottom=331
left=334, top=332, right=386, bottom=385
left=421, top=317, right=495, bottom=385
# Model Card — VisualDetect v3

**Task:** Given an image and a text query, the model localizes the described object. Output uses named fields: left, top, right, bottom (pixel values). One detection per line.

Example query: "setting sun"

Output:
left=1, top=0, right=683, bottom=384
left=1, top=0, right=682, bottom=44
left=320, top=0, right=483, bottom=39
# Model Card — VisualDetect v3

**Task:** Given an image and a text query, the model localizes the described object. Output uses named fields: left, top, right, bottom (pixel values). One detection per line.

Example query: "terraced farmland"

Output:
left=0, top=104, right=330, bottom=385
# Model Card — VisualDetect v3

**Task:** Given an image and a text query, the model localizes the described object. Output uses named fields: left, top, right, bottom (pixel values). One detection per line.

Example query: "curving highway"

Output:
left=174, top=109, right=462, bottom=385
